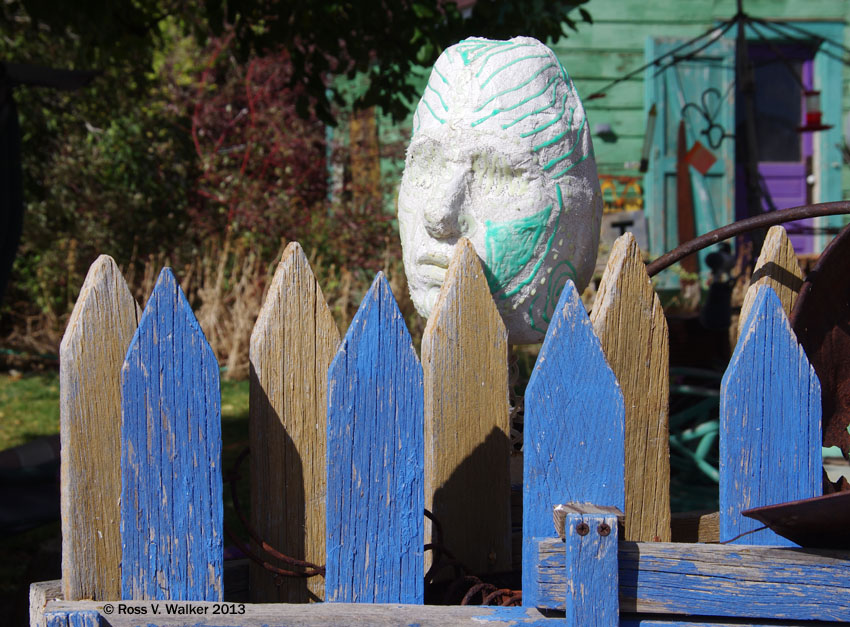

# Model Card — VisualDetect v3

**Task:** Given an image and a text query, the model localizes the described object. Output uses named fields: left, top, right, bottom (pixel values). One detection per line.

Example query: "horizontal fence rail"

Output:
left=37, top=226, right=850, bottom=627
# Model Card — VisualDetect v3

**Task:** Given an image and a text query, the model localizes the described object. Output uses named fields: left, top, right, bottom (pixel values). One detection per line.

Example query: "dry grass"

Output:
left=2, top=233, right=416, bottom=380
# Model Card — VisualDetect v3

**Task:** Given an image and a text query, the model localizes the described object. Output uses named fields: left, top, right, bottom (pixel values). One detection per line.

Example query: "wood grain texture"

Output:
left=720, top=286, right=822, bottom=546
left=421, top=238, right=510, bottom=576
left=537, top=536, right=850, bottom=622
left=738, top=225, right=803, bottom=333
left=42, top=601, right=565, bottom=626
left=670, top=510, right=719, bottom=543
left=590, top=232, right=670, bottom=542
left=248, top=242, right=340, bottom=602
left=325, top=273, right=424, bottom=604
left=522, top=281, right=625, bottom=607
left=60, top=255, right=140, bottom=601
left=564, top=513, right=619, bottom=625
left=121, top=268, right=223, bottom=601
left=30, top=580, right=64, bottom=627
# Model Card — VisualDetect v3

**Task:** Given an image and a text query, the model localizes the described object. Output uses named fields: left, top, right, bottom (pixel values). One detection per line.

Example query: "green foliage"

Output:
left=10, top=100, right=197, bottom=316
left=0, top=0, right=594, bottom=357
left=5, top=0, right=593, bottom=124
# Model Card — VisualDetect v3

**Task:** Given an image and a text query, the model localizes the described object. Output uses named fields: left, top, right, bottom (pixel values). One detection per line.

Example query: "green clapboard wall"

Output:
left=342, top=0, right=850, bottom=260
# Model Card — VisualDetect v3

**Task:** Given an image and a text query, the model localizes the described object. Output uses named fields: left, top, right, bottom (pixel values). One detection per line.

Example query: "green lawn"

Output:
left=0, top=372, right=61, bottom=451
left=0, top=370, right=251, bottom=620
left=0, top=369, right=253, bottom=533
left=0, top=371, right=250, bottom=451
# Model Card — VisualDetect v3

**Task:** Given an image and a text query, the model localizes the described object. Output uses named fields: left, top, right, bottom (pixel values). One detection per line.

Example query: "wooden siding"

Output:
left=345, top=0, right=850, bottom=231
left=550, top=0, right=849, bottom=183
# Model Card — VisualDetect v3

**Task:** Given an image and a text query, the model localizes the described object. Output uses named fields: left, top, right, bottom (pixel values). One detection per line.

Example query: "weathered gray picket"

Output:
left=590, top=232, right=671, bottom=543
left=36, top=227, right=850, bottom=627
left=249, top=242, right=339, bottom=603
left=421, top=238, right=511, bottom=577
left=60, top=255, right=139, bottom=601
left=738, top=225, right=803, bottom=332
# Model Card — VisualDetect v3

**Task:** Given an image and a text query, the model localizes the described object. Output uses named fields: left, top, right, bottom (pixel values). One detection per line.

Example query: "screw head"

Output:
left=598, top=522, right=611, bottom=537
left=576, top=522, right=590, bottom=536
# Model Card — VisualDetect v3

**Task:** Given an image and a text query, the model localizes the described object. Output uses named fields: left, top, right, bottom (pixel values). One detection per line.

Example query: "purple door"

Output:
left=737, top=44, right=816, bottom=253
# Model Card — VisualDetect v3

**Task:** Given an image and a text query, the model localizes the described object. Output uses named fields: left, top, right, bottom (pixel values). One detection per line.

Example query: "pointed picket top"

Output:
left=60, top=255, right=139, bottom=601
left=121, top=267, right=222, bottom=600
left=739, top=225, right=803, bottom=333
left=590, top=232, right=670, bottom=542
left=249, top=242, right=340, bottom=602
left=422, top=238, right=510, bottom=576
left=326, top=272, right=424, bottom=604
left=721, top=285, right=821, bottom=546
left=522, top=280, right=625, bottom=607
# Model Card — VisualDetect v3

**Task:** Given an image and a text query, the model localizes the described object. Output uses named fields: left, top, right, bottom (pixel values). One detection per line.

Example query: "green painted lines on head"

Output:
left=474, top=43, right=538, bottom=78
left=457, top=38, right=511, bottom=66
left=433, top=65, right=449, bottom=84
left=532, top=106, right=575, bottom=152
left=483, top=203, right=552, bottom=295
left=557, top=60, right=571, bottom=84
left=479, top=53, right=551, bottom=89
left=501, top=81, right=558, bottom=131
left=521, top=93, right=570, bottom=140
left=421, top=96, right=446, bottom=125
left=527, top=260, right=577, bottom=334
left=551, top=150, right=591, bottom=179
left=473, top=63, right=557, bottom=114
left=426, top=82, right=449, bottom=111
left=457, top=41, right=491, bottom=66
left=541, top=115, right=586, bottom=171
left=498, top=184, right=566, bottom=299
left=471, top=75, right=558, bottom=128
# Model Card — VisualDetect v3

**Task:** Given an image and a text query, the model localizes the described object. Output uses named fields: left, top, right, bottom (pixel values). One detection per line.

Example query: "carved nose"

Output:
left=423, top=170, right=465, bottom=239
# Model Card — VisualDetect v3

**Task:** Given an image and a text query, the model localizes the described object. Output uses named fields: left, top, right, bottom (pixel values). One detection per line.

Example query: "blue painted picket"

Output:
left=325, top=272, right=425, bottom=604
left=45, top=611, right=101, bottom=627
left=522, top=280, right=625, bottom=607
left=120, top=268, right=223, bottom=600
left=564, top=511, right=619, bottom=626
left=720, top=286, right=822, bottom=546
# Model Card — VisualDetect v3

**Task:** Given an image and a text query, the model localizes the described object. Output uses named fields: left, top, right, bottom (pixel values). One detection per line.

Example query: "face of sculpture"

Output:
left=398, top=36, right=602, bottom=344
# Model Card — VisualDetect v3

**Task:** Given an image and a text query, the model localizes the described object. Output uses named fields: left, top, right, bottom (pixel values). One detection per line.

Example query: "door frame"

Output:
left=739, top=20, right=844, bottom=251
left=644, top=21, right=845, bottom=267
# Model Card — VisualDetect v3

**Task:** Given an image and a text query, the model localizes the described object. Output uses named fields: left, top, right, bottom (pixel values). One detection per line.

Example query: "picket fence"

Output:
left=31, top=227, right=850, bottom=626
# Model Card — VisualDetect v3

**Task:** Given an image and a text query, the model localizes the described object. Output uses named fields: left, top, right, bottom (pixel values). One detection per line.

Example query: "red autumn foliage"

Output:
left=190, top=35, right=328, bottom=247
left=187, top=35, right=397, bottom=270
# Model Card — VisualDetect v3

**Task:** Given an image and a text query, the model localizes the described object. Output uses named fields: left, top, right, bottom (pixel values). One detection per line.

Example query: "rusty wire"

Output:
left=645, top=201, right=850, bottom=277
left=226, top=450, right=522, bottom=604
left=224, top=447, right=325, bottom=579
left=424, top=510, right=522, bottom=606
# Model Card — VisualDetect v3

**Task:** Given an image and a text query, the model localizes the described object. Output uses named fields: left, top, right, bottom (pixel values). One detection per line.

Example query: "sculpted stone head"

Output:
left=398, top=36, right=602, bottom=344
